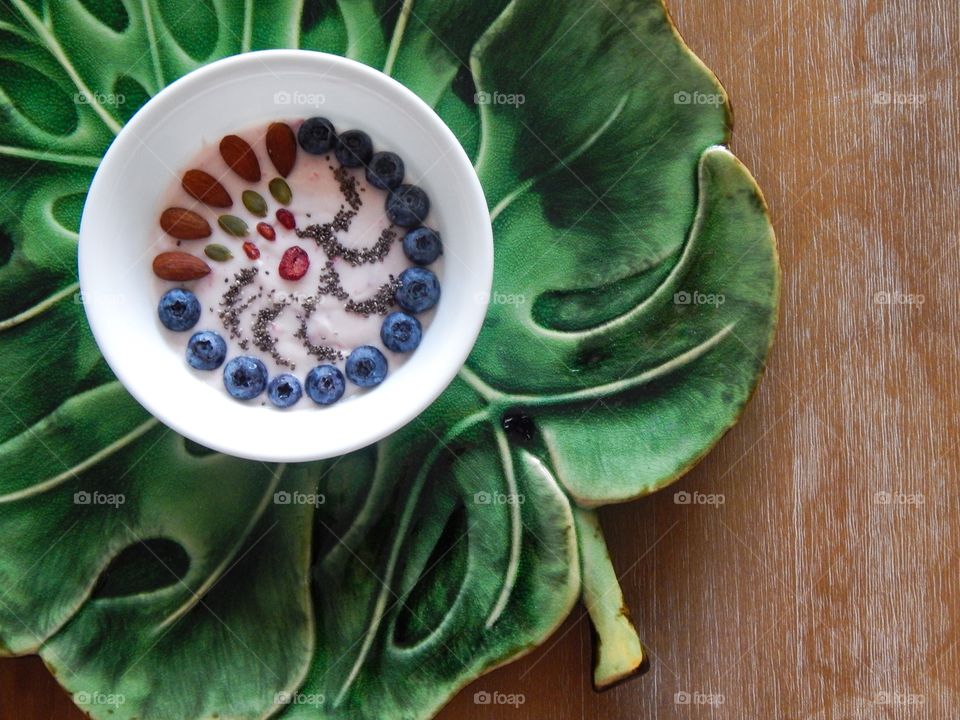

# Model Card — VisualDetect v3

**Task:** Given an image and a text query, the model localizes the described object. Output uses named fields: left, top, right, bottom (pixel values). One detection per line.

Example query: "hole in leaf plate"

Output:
left=393, top=503, right=469, bottom=648
left=92, top=538, right=190, bottom=599
left=501, top=410, right=536, bottom=443
left=0, top=60, right=78, bottom=136
left=77, top=0, right=129, bottom=33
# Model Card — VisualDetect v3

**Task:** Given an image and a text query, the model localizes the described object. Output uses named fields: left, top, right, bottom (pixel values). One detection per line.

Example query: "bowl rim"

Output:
left=78, top=49, right=493, bottom=462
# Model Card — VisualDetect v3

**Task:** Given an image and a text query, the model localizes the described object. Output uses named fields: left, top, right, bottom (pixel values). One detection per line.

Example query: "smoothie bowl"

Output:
left=79, top=51, right=493, bottom=462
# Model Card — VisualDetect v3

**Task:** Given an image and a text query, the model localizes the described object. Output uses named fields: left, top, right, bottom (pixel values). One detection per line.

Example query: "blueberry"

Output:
left=186, top=331, right=226, bottom=370
left=222, top=356, right=268, bottom=400
left=395, top=267, right=440, bottom=313
left=402, top=227, right=442, bottom=265
left=345, top=346, right=388, bottom=388
left=267, top=373, right=303, bottom=408
left=365, top=151, right=405, bottom=190
left=380, top=312, right=422, bottom=353
left=335, top=130, right=374, bottom=168
left=298, top=117, right=337, bottom=154
left=305, top=365, right=346, bottom=405
left=158, top=288, right=201, bottom=331
left=386, top=184, right=430, bottom=227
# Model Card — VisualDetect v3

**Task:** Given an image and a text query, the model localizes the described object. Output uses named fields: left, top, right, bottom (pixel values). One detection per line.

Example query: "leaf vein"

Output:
left=9, top=0, right=122, bottom=135
left=0, top=415, right=159, bottom=504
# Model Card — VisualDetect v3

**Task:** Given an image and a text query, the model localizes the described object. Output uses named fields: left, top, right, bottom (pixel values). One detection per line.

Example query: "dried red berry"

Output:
left=256, top=222, right=276, bottom=241
left=243, top=242, right=260, bottom=260
left=279, top=246, right=309, bottom=280
left=276, top=208, right=296, bottom=230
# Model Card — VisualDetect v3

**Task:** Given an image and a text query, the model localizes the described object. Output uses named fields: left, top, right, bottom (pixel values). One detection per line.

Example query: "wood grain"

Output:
left=3, top=0, right=958, bottom=717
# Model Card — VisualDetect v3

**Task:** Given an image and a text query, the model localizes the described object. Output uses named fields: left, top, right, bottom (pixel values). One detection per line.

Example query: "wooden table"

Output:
left=4, top=0, right=958, bottom=717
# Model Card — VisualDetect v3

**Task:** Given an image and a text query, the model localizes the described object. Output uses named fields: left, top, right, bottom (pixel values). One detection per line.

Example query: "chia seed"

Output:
left=345, top=277, right=400, bottom=316
left=311, top=261, right=397, bottom=316
left=334, top=166, right=362, bottom=211
left=294, top=319, right=342, bottom=362
left=207, top=147, right=410, bottom=373
left=315, top=261, right=349, bottom=301
left=251, top=300, right=294, bottom=369
left=218, top=267, right=259, bottom=346
left=298, top=221, right=396, bottom=265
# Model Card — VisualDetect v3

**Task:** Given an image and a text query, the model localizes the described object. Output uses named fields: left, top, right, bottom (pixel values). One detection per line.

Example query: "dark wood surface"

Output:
left=4, top=0, right=959, bottom=717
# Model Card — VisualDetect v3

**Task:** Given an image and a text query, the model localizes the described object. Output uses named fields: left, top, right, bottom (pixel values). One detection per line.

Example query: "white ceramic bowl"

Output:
left=79, top=50, right=492, bottom=462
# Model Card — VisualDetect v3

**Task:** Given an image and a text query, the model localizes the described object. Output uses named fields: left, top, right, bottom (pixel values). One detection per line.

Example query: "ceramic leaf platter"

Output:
left=0, top=1, right=778, bottom=718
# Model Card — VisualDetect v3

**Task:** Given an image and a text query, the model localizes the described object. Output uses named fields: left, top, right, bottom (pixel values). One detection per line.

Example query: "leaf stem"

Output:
left=574, top=507, right=644, bottom=689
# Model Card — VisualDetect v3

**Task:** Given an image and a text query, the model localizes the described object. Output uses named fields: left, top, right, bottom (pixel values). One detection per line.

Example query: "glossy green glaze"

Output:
left=0, top=1, right=778, bottom=718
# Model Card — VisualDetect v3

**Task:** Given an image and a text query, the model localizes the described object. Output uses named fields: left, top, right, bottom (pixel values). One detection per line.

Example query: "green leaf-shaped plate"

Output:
left=0, top=0, right=779, bottom=718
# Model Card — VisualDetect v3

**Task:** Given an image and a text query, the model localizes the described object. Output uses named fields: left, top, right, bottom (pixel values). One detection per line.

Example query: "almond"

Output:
left=152, top=251, right=211, bottom=281
left=182, top=169, right=232, bottom=208
left=265, top=122, right=297, bottom=177
left=219, top=134, right=261, bottom=182
left=159, top=207, right=212, bottom=240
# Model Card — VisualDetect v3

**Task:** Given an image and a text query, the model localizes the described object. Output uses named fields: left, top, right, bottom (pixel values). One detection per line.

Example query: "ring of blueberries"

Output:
left=156, top=117, right=443, bottom=409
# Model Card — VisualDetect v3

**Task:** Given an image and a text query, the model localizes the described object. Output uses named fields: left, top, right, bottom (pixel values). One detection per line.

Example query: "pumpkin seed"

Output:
left=204, top=243, right=233, bottom=262
left=218, top=214, right=249, bottom=236
left=268, top=177, right=292, bottom=205
left=241, top=190, right=268, bottom=217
